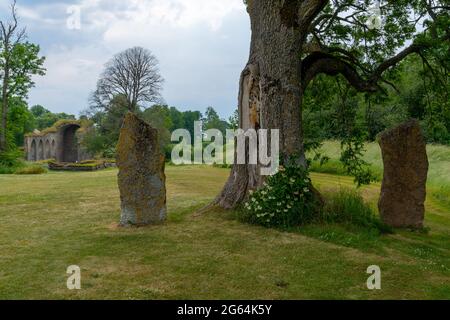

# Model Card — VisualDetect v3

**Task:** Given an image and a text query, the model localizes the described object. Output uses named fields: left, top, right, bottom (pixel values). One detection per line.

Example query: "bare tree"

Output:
left=0, top=0, right=26, bottom=151
left=92, top=47, right=164, bottom=112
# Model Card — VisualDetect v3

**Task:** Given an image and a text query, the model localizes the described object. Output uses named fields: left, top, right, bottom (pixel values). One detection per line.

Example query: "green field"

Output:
left=310, top=140, right=450, bottom=184
left=0, top=149, right=449, bottom=299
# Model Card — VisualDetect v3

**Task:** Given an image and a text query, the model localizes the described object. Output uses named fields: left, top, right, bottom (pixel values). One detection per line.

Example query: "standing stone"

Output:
left=378, top=119, right=428, bottom=228
left=117, top=112, right=167, bottom=226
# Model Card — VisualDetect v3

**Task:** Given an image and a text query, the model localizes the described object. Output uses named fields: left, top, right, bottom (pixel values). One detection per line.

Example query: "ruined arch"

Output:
left=51, top=140, right=56, bottom=158
left=45, top=140, right=51, bottom=159
left=30, top=139, right=37, bottom=161
left=60, top=124, right=81, bottom=163
left=37, top=140, right=44, bottom=161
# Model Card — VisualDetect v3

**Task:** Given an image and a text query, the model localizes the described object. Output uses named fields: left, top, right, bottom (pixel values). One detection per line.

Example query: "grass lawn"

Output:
left=0, top=165, right=449, bottom=299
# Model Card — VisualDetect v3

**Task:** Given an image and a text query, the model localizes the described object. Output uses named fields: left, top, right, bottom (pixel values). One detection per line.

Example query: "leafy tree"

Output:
left=30, top=105, right=76, bottom=130
left=181, top=110, right=202, bottom=138
left=83, top=99, right=204, bottom=159
left=215, top=0, right=450, bottom=208
left=6, top=98, right=34, bottom=147
left=29, top=105, right=48, bottom=118
left=83, top=95, right=129, bottom=157
left=142, top=104, right=173, bottom=155
left=0, top=1, right=46, bottom=151
left=203, top=106, right=229, bottom=135
left=303, top=54, right=449, bottom=146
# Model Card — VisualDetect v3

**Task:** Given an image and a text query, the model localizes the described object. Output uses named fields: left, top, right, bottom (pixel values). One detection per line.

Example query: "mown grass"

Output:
left=0, top=165, right=448, bottom=300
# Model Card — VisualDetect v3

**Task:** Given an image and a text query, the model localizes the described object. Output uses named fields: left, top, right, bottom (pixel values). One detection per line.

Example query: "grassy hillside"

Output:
left=310, top=141, right=450, bottom=208
left=0, top=166, right=448, bottom=299
left=310, top=141, right=450, bottom=185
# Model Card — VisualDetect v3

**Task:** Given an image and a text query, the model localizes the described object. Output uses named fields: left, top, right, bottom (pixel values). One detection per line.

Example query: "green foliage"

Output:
left=203, top=106, right=229, bottom=135
left=82, top=95, right=129, bottom=157
left=240, top=167, right=389, bottom=233
left=7, top=98, right=34, bottom=147
left=340, top=135, right=378, bottom=187
left=142, top=104, right=174, bottom=156
left=241, top=165, right=319, bottom=228
left=30, top=105, right=76, bottom=131
left=0, top=42, right=46, bottom=99
left=303, top=53, right=450, bottom=186
left=15, top=165, right=47, bottom=175
left=84, top=97, right=206, bottom=159
left=0, top=37, right=46, bottom=150
left=304, top=54, right=449, bottom=147
left=228, top=109, right=239, bottom=130
left=0, top=149, right=24, bottom=174
left=322, top=189, right=391, bottom=234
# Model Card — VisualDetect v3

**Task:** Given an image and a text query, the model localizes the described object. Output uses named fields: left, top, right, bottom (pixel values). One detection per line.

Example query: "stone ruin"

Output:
left=378, top=119, right=429, bottom=228
left=24, top=120, right=91, bottom=163
left=116, top=112, right=167, bottom=226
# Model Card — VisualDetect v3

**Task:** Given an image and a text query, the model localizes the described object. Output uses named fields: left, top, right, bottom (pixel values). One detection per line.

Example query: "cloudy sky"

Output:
left=0, top=0, right=250, bottom=119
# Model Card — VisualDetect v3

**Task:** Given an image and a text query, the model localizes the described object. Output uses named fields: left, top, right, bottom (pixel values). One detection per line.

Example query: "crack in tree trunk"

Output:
left=214, top=1, right=306, bottom=209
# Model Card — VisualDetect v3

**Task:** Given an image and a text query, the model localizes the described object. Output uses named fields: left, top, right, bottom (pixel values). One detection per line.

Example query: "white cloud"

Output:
left=79, top=0, right=245, bottom=32
left=23, top=0, right=250, bottom=118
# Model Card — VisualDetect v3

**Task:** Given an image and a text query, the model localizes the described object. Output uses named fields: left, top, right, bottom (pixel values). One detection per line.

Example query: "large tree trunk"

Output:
left=214, top=1, right=306, bottom=208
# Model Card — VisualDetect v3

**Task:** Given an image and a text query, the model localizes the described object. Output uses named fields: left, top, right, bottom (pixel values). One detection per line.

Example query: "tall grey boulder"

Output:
left=117, top=112, right=167, bottom=226
left=378, top=119, right=428, bottom=228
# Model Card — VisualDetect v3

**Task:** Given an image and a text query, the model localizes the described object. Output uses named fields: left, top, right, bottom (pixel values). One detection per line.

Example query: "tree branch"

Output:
left=301, top=42, right=428, bottom=92
left=298, top=0, right=329, bottom=36
left=301, top=52, right=379, bottom=92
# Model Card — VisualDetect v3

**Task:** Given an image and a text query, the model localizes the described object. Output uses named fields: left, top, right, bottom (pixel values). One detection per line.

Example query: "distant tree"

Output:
left=142, top=105, right=173, bottom=155
left=92, top=47, right=164, bottom=113
left=30, top=104, right=48, bottom=118
left=0, top=0, right=46, bottom=151
left=181, top=110, right=202, bottom=138
left=29, top=104, right=76, bottom=130
left=228, top=109, right=239, bottom=130
left=83, top=95, right=129, bottom=157
left=168, top=106, right=184, bottom=131
left=303, top=54, right=449, bottom=145
left=203, top=106, right=229, bottom=135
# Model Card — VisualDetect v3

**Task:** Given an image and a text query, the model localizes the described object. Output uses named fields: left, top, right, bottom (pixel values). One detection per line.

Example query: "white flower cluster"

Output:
left=244, top=169, right=312, bottom=225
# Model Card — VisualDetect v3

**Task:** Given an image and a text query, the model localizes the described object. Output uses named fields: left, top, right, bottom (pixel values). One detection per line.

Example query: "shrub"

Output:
left=15, top=165, right=47, bottom=175
left=0, top=149, right=25, bottom=174
left=322, top=189, right=391, bottom=233
left=240, top=165, right=321, bottom=228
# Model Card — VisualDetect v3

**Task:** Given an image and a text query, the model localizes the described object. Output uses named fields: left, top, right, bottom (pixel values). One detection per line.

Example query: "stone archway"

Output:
left=45, top=140, right=51, bottom=159
left=37, top=140, right=44, bottom=161
left=51, top=140, right=56, bottom=158
left=61, top=124, right=81, bottom=163
left=30, top=139, right=37, bottom=161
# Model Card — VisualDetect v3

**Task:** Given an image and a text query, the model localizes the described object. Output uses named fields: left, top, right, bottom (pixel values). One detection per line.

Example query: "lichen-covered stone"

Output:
left=117, top=112, right=167, bottom=226
left=378, top=119, right=428, bottom=228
